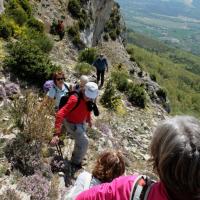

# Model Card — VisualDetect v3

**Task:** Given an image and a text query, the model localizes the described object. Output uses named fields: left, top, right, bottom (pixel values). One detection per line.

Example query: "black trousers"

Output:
left=97, top=70, right=105, bottom=86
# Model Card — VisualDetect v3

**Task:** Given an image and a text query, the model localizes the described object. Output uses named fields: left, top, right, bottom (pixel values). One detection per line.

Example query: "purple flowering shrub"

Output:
left=50, top=155, right=65, bottom=173
left=0, top=188, right=21, bottom=200
left=18, top=172, right=50, bottom=200
left=4, top=134, right=42, bottom=175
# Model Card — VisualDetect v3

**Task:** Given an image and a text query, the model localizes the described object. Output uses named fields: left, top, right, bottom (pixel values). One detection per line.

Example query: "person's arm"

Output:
left=86, top=112, right=92, bottom=128
left=55, top=95, right=78, bottom=135
left=76, top=182, right=114, bottom=200
left=76, top=175, right=137, bottom=200
left=50, top=95, right=78, bottom=145
left=105, top=58, right=108, bottom=72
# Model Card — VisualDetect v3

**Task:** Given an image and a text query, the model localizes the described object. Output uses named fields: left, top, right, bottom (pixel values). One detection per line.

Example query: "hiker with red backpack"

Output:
left=50, top=82, right=99, bottom=169
left=76, top=116, right=200, bottom=200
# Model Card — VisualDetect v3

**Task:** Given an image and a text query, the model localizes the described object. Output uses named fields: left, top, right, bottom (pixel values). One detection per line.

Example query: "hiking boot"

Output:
left=70, top=162, right=82, bottom=170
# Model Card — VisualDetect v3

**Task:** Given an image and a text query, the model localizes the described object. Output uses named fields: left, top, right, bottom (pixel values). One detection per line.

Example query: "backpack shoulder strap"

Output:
left=130, top=175, right=155, bottom=200
left=64, top=82, right=70, bottom=91
left=69, top=91, right=82, bottom=113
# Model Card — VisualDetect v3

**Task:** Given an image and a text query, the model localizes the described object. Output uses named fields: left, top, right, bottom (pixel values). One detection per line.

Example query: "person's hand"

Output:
left=50, top=135, right=59, bottom=146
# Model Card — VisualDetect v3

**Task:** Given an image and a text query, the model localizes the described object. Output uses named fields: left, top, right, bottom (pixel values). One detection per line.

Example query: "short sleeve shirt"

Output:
left=47, top=82, right=69, bottom=107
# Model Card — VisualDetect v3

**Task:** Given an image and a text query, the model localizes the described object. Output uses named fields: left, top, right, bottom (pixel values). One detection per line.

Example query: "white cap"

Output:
left=85, top=82, right=98, bottom=99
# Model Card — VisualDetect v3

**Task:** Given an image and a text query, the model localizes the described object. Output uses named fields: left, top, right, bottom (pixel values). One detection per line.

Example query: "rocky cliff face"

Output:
left=90, top=0, right=114, bottom=46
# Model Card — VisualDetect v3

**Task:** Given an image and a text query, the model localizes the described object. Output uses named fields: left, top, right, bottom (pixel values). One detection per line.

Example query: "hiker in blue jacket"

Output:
left=93, top=54, right=108, bottom=88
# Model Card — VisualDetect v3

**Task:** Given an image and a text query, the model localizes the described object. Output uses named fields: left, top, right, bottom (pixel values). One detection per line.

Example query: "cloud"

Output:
left=183, top=0, right=193, bottom=7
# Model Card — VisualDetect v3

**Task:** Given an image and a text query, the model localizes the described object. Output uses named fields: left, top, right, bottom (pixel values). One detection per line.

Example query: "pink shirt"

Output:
left=76, top=175, right=169, bottom=200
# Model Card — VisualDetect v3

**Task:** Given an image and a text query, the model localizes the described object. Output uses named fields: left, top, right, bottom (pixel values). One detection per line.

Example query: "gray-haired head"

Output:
left=150, top=116, right=200, bottom=198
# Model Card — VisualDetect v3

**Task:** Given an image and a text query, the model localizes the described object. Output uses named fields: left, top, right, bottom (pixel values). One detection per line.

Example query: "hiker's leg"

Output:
left=63, top=120, right=76, bottom=137
left=100, top=70, right=105, bottom=86
left=96, top=70, right=100, bottom=85
left=71, top=124, right=88, bottom=164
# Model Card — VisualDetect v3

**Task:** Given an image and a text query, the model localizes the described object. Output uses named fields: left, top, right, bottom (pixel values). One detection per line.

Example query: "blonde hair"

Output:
left=150, top=116, right=200, bottom=199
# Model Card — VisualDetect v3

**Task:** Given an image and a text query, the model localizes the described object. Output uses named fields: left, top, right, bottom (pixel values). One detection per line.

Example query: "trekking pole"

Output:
left=56, top=142, right=63, bottom=159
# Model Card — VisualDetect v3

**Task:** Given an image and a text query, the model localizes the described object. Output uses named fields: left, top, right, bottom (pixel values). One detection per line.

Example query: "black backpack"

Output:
left=58, top=91, right=81, bottom=111
left=130, top=175, right=155, bottom=200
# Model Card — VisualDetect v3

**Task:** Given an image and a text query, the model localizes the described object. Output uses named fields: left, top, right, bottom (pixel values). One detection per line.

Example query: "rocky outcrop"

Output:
left=90, top=0, right=114, bottom=46
left=80, top=0, right=115, bottom=47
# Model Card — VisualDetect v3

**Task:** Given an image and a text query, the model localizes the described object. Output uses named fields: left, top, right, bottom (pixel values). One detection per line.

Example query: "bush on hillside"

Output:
left=0, top=189, right=21, bottom=200
left=78, top=48, right=97, bottom=64
left=156, top=88, right=167, bottom=101
left=100, top=80, right=121, bottom=111
left=75, top=62, right=92, bottom=75
left=72, top=35, right=85, bottom=50
left=68, top=0, right=81, bottom=18
left=4, top=134, right=42, bottom=175
left=9, top=6, right=28, bottom=26
left=0, top=21, right=13, bottom=39
left=4, top=40, right=60, bottom=86
left=18, top=172, right=50, bottom=199
left=67, top=24, right=80, bottom=37
left=150, top=73, right=157, bottom=82
left=50, top=19, right=58, bottom=35
left=111, top=71, right=129, bottom=92
left=103, top=33, right=109, bottom=41
left=26, top=30, right=54, bottom=53
left=127, top=83, right=147, bottom=108
left=17, top=0, right=32, bottom=16
left=109, top=30, right=117, bottom=41
left=27, top=18, right=44, bottom=33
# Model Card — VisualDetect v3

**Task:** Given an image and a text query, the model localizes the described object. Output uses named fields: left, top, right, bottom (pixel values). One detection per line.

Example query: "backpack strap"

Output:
left=64, top=82, right=70, bottom=92
left=130, top=175, right=155, bottom=200
left=69, top=91, right=82, bottom=113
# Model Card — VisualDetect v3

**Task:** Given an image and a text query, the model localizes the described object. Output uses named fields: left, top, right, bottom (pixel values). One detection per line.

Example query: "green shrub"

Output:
left=4, top=40, right=60, bottom=86
left=27, top=18, right=44, bottom=32
left=68, top=0, right=81, bottom=18
left=100, top=80, right=121, bottom=110
left=150, top=73, right=157, bottom=82
left=10, top=7, right=28, bottom=26
left=111, top=71, right=129, bottom=92
left=156, top=88, right=167, bottom=101
left=127, top=83, right=147, bottom=108
left=103, top=33, right=109, bottom=41
left=68, top=25, right=80, bottom=37
left=78, top=18, right=86, bottom=30
left=0, top=21, right=13, bottom=39
left=75, top=62, right=92, bottom=75
left=72, top=35, right=85, bottom=50
left=24, top=29, right=54, bottom=53
left=78, top=48, right=97, bottom=64
left=18, top=0, right=32, bottom=16
left=109, top=30, right=117, bottom=41
left=50, top=19, right=58, bottom=35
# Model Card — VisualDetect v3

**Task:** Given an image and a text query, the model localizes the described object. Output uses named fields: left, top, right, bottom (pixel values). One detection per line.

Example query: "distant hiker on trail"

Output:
left=50, top=82, right=99, bottom=170
left=93, top=54, right=108, bottom=88
left=57, top=20, right=65, bottom=40
left=76, top=116, right=200, bottom=200
left=43, top=71, right=70, bottom=111
left=73, top=75, right=89, bottom=92
left=65, top=150, right=125, bottom=200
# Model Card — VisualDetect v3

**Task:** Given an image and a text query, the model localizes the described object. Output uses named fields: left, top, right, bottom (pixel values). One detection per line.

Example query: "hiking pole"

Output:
left=56, top=142, right=63, bottom=159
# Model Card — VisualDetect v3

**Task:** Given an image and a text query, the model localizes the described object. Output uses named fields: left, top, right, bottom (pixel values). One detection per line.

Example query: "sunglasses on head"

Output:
left=56, top=78, right=65, bottom=81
